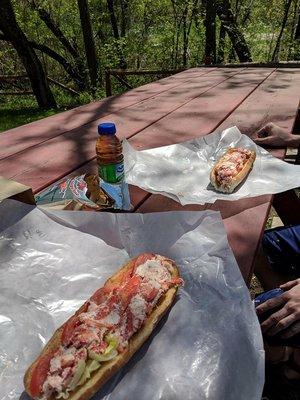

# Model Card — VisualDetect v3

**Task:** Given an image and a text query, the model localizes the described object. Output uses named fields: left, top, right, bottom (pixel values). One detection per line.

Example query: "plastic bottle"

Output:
left=95, top=122, right=130, bottom=210
left=96, top=122, right=124, bottom=184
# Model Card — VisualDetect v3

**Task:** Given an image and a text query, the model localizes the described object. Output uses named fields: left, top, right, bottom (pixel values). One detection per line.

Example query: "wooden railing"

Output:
left=0, top=75, right=80, bottom=96
left=104, top=62, right=300, bottom=97
left=2, top=62, right=300, bottom=98
left=105, top=68, right=185, bottom=97
left=208, top=61, right=300, bottom=68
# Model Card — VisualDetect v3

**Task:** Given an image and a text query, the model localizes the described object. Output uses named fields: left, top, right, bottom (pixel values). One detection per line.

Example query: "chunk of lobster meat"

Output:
left=160, top=277, right=184, bottom=291
left=120, top=309, right=134, bottom=342
left=42, top=374, right=64, bottom=398
left=133, top=253, right=155, bottom=272
left=61, top=367, right=73, bottom=384
left=119, top=276, right=142, bottom=310
left=88, top=341, right=108, bottom=355
left=90, top=287, right=109, bottom=305
left=61, top=315, right=80, bottom=347
left=140, top=283, right=159, bottom=302
left=170, top=277, right=184, bottom=286
left=60, top=353, right=75, bottom=369
left=78, top=315, right=105, bottom=329
left=102, top=267, right=135, bottom=294
left=61, top=302, right=91, bottom=346
left=71, top=326, right=100, bottom=348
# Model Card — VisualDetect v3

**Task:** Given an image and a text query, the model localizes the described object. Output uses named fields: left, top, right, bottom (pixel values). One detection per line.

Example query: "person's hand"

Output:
left=253, top=122, right=299, bottom=147
left=256, top=279, right=300, bottom=338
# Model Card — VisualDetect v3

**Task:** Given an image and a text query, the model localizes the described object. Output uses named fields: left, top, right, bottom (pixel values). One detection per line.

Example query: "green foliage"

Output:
left=0, top=86, right=105, bottom=132
left=242, top=0, right=299, bottom=61
left=3, top=0, right=299, bottom=78
left=0, top=0, right=299, bottom=131
left=0, top=97, right=57, bottom=132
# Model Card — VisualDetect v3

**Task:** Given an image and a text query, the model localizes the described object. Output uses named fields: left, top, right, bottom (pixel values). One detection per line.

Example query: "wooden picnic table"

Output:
left=0, top=66, right=299, bottom=285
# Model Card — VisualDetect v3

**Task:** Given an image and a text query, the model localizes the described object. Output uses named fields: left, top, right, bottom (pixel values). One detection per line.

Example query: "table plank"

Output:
left=96, top=68, right=243, bottom=143
left=204, top=68, right=300, bottom=281
left=129, top=68, right=300, bottom=283
left=0, top=68, right=249, bottom=192
left=0, top=68, right=215, bottom=161
left=128, top=68, right=275, bottom=150
left=214, top=68, right=300, bottom=135
left=135, top=193, right=207, bottom=213
left=207, top=196, right=272, bottom=284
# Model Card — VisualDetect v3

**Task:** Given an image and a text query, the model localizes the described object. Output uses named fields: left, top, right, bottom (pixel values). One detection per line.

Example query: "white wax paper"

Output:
left=124, top=126, right=300, bottom=205
left=0, top=199, right=264, bottom=400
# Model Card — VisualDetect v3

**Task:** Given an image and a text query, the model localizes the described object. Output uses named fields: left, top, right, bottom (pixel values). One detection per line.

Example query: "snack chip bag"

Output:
left=35, top=174, right=131, bottom=211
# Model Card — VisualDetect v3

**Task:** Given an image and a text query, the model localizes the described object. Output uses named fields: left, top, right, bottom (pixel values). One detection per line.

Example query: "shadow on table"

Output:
left=19, top=298, right=177, bottom=400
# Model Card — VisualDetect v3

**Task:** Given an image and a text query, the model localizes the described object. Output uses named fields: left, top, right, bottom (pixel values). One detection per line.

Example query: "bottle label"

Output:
left=98, top=162, right=124, bottom=183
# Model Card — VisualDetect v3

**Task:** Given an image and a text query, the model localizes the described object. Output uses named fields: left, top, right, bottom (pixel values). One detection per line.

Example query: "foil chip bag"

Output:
left=35, top=174, right=131, bottom=211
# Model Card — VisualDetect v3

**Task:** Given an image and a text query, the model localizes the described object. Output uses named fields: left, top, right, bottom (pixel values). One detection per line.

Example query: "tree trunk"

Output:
left=30, top=0, right=86, bottom=88
left=241, top=0, right=254, bottom=25
left=107, top=0, right=127, bottom=69
left=183, top=0, right=199, bottom=67
left=217, top=22, right=226, bottom=63
left=119, top=0, right=128, bottom=37
left=204, top=0, right=216, bottom=64
left=272, top=0, right=293, bottom=61
left=31, top=1, right=78, bottom=59
left=77, top=0, right=98, bottom=89
left=182, top=4, right=189, bottom=67
left=296, top=5, right=300, bottom=39
left=170, top=0, right=179, bottom=68
left=229, top=46, right=237, bottom=62
left=0, top=33, right=84, bottom=88
left=0, top=0, right=56, bottom=109
left=287, top=0, right=299, bottom=59
left=215, top=0, right=252, bottom=62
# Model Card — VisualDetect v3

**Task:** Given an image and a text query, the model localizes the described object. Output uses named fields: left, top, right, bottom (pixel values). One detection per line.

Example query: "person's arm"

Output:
left=256, top=279, right=300, bottom=338
left=289, top=135, right=300, bottom=148
left=253, top=123, right=300, bottom=148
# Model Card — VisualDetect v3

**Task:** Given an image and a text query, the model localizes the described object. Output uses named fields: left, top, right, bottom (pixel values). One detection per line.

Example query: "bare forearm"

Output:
left=289, top=135, right=300, bottom=148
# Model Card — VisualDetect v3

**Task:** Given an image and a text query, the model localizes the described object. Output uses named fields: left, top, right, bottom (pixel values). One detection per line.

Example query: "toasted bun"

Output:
left=24, top=255, right=180, bottom=400
left=210, top=148, right=256, bottom=193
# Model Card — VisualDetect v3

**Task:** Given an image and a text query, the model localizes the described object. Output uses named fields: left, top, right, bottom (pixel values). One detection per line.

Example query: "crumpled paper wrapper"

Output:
left=124, top=126, right=300, bottom=205
left=0, top=200, right=264, bottom=400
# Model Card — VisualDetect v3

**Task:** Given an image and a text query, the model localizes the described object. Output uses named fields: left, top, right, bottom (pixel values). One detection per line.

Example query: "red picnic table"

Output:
left=0, top=66, right=299, bottom=285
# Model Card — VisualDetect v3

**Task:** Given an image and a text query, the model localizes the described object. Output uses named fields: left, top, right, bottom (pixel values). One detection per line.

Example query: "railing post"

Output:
left=105, top=69, right=112, bottom=97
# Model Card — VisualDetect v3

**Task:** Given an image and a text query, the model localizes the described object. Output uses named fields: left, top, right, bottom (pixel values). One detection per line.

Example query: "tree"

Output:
left=296, top=8, right=300, bottom=39
left=272, top=0, right=293, bottom=61
left=30, top=0, right=86, bottom=89
left=217, top=22, right=226, bottom=63
left=77, top=0, right=98, bottom=89
left=0, top=33, right=84, bottom=86
left=215, top=0, right=252, bottom=62
left=119, top=0, right=129, bottom=38
left=0, top=0, right=56, bottom=109
left=204, top=0, right=216, bottom=64
left=107, top=0, right=127, bottom=69
left=171, top=0, right=198, bottom=68
left=182, top=0, right=199, bottom=67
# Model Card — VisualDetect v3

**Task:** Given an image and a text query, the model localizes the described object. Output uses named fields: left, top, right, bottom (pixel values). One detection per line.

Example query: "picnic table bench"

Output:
left=0, top=66, right=299, bottom=285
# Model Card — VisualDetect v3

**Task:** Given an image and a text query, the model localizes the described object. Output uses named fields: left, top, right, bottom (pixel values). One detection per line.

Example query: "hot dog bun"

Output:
left=210, top=148, right=256, bottom=193
left=24, top=254, right=181, bottom=400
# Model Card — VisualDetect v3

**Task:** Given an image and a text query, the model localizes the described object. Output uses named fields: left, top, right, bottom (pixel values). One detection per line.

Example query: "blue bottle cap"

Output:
left=98, top=122, right=116, bottom=135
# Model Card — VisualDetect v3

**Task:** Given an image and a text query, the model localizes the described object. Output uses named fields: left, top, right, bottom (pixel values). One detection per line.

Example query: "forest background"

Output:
left=0, top=0, right=299, bottom=132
